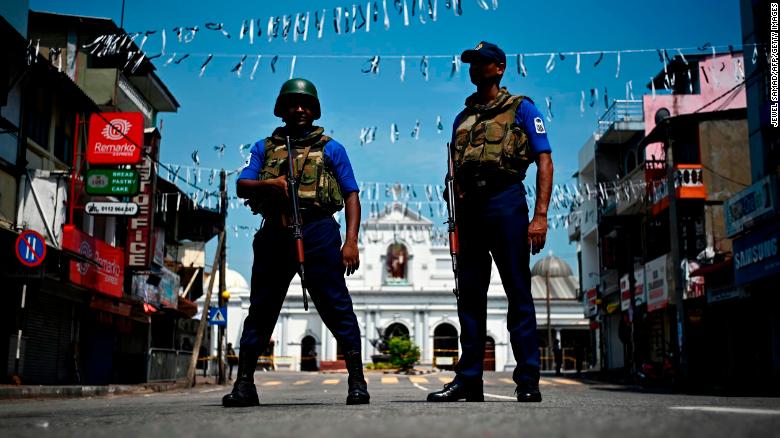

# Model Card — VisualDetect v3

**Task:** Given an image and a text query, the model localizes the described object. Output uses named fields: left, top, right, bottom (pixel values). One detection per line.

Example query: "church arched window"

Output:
left=385, top=242, right=409, bottom=284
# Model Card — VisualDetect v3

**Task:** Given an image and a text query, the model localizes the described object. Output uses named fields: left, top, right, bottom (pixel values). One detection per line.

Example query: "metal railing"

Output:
left=147, top=348, right=193, bottom=382
left=597, top=100, right=644, bottom=136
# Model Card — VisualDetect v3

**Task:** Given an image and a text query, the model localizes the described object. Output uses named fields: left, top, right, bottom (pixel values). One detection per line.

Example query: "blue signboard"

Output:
left=725, top=175, right=779, bottom=237
left=208, top=306, right=227, bottom=326
left=733, top=222, right=780, bottom=286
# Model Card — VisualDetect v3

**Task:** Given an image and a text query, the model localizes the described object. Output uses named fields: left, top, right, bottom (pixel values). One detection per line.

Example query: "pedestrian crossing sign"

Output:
left=208, top=306, right=227, bottom=326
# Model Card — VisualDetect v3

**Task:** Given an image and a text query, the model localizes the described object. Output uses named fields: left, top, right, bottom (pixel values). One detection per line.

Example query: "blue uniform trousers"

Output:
left=454, top=183, right=540, bottom=386
left=239, top=217, right=362, bottom=356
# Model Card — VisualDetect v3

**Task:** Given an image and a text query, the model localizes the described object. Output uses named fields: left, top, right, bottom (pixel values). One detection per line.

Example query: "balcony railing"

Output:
left=597, top=100, right=644, bottom=137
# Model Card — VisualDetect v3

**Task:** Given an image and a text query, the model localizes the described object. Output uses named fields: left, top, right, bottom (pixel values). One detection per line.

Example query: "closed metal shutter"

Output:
left=22, top=291, right=75, bottom=384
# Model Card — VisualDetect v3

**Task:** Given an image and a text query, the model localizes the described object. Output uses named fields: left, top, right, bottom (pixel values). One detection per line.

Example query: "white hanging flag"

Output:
left=400, top=56, right=406, bottom=82
left=545, top=53, right=555, bottom=73
left=290, top=56, right=297, bottom=79
left=575, top=52, right=580, bottom=74
left=250, top=55, right=261, bottom=80
left=383, top=0, right=391, bottom=29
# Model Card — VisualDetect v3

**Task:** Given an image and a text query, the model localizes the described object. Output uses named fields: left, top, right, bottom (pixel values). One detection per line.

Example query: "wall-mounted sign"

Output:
left=733, top=222, right=780, bottom=286
left=633, top=267, right=646, bottom=306
left=620, top=274, right=631, bottom=311
left=85, top=201, right=139, bottom=216
left=584, top=287, right=598, bottom=317
left=62, top=225, right=124, bottom=297
left=725, top=175, right=779, bottom=237
left=87, top=112, right=143, bottom=165
left=86, top=169, right=140, bottom=196
left=127, top=132, right=158, bottom=268
left=646, top=254, right=669, bottom=312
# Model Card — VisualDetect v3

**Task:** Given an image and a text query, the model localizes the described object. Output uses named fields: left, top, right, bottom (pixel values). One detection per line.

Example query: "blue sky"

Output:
left=31, top=0, right=744, bottom=284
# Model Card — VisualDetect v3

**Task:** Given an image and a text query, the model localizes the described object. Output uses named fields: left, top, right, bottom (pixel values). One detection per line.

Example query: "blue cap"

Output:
left=461, top=41, right=506, bottom=64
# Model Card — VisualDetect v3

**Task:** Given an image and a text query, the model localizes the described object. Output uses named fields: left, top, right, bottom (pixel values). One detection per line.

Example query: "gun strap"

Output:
left=294, top=146, right=312, bottom=181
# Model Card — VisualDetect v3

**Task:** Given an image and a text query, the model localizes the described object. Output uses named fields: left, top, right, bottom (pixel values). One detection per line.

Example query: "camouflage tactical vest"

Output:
left=452, top=88, right=533, bottom=187
left=257, top=127, right=344, bottom=216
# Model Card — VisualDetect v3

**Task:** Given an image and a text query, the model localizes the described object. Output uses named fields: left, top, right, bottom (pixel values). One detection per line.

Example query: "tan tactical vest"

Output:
left=452, top=91, right=533, bottom=186
left=257, top=128, right=344, bottom=216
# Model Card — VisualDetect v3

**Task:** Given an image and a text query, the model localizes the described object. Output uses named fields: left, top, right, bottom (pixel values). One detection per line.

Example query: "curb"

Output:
left=0, top=381, right=182, bottom=400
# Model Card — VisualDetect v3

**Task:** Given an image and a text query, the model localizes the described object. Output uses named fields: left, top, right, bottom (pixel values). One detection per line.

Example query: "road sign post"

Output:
left=13, top=230, right=46, bottom=383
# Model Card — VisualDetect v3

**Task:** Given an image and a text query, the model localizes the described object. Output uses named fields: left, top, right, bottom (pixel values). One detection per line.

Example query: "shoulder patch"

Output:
left=533, top=117, right=546, bottom=134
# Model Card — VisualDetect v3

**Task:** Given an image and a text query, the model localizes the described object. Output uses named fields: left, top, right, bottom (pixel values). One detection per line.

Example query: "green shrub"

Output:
left=387, top=336, right=420, bottom=371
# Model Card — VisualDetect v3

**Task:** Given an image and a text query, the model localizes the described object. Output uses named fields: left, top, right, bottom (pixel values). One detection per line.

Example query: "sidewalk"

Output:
left=0, top=375, right=221, bottom=400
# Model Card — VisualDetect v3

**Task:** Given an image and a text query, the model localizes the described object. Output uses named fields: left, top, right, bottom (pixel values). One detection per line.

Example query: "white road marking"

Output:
left=412, top=382, right=429, bottom=392
left=409, top=376, right=429, bottom=384
left=381, top=376, right=399, bottom=384
left=670, top=406, right=780, bottom=415
left=293, top=380, right=311, bottom=385
left=548, top=378, right=581, bottom=385
left=484, top=393, right=516, bottom=400
left=412, top=380, right=516, bottom=401
left=199, top=387, right=225, bottom=393
left=322, top=379, right=340, bottom=385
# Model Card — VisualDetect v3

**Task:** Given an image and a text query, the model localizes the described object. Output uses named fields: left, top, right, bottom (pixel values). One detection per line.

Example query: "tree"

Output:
left=387, top=336, right=420, bottom=372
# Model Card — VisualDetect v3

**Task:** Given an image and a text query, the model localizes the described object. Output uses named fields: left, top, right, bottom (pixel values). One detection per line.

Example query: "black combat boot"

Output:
left=222, top=349, right=260, bottom=407
left=515, top=382, right=542, bottom=402
left=344, top=351, right=370, bottom=405
left=427, top=378, right=484, bottom=402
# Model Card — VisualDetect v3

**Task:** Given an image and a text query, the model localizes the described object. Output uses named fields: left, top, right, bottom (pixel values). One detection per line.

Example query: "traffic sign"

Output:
left=208, top=306, right=227, bottom=326
left=86, top=169, right=140, bottom=196
left=15, top=230, right=46, bottom=268
left=85, top=201, right=139, bottom=216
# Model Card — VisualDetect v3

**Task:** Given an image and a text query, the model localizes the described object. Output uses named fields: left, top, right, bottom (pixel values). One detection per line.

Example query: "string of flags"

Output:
left=156, top=165, right=691, bottom=238
left=79, top=0, right=494, bottom=75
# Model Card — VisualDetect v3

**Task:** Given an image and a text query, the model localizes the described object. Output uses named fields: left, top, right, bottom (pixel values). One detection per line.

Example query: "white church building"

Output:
left=209, top=203, right=588, bottom=372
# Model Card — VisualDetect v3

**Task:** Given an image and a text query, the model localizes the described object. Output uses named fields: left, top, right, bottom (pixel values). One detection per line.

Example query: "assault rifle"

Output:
left=286, top=136, right=309, bottom=311
left=445, top=142, right=460, bottom=300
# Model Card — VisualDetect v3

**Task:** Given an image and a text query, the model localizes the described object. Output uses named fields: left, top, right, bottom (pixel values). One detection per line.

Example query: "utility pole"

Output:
left=664, top=120, right=688, bottom=380
left=186, top=231, right=224, bottom=388
left=217, top=169, right=227, bottom=385
left=546, top=254, right=552, bottom=371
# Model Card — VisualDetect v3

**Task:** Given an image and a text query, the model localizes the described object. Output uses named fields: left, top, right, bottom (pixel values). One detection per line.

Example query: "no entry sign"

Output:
left=87, top=112, right=144, bottom=165
left=15, top=230, right=46, bottom=268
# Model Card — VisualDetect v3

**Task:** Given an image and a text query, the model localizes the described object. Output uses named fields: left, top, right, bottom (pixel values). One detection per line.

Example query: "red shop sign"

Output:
left=62, top=225, right=124, bottom=297
left=86, top=112, right=144, bottom=165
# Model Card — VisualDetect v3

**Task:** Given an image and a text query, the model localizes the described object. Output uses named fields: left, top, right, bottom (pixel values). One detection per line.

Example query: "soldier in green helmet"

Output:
left=223, top=78, right=369, bottom=407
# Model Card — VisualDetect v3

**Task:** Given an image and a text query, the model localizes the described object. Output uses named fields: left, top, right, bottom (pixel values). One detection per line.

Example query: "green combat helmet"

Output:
left=274, top=78, right=321, bottom=119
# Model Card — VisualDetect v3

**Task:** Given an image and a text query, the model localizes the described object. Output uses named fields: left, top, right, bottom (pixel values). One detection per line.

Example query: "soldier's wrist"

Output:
left=345, top=236, right=358, bottom=245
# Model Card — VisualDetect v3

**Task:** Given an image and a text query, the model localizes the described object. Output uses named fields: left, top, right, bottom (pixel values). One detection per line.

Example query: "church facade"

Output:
left=218, top=204, right=588, bottom=372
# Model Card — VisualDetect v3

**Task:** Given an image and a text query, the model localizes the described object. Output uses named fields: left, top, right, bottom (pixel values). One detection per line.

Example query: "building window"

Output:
left=385, top=242, right=409, bottom=285
left=53, top=107, right=75, bottom=166
left=23, top=86, right=52, bottom=148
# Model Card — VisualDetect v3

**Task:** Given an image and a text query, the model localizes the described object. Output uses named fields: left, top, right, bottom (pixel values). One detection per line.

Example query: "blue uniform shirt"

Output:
left=452, top=98, right=552, bottom=157
left=237, top=137, right=360, bottom=195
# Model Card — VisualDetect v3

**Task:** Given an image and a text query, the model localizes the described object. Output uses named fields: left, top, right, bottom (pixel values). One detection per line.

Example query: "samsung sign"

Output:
left=733, top=223, right=780, bottom=286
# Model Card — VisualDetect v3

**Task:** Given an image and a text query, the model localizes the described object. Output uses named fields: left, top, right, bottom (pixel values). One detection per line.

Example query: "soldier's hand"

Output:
left=244, top=198, right=262, bottom=215
left=528, top=215, right=548, bottom=255
left=342, top=240, right=360, bottom=276
left=268, top=175, right=289, bottom=198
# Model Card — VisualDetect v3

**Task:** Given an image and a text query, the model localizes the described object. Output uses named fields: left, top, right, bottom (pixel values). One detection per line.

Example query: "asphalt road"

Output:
left=1, top=371, right=779, bottom=438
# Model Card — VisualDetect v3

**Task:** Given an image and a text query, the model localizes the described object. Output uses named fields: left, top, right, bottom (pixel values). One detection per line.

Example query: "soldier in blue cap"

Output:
left=223, top=78, right=369, bottom=407
left=427, top=41, right=554, bottom=403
